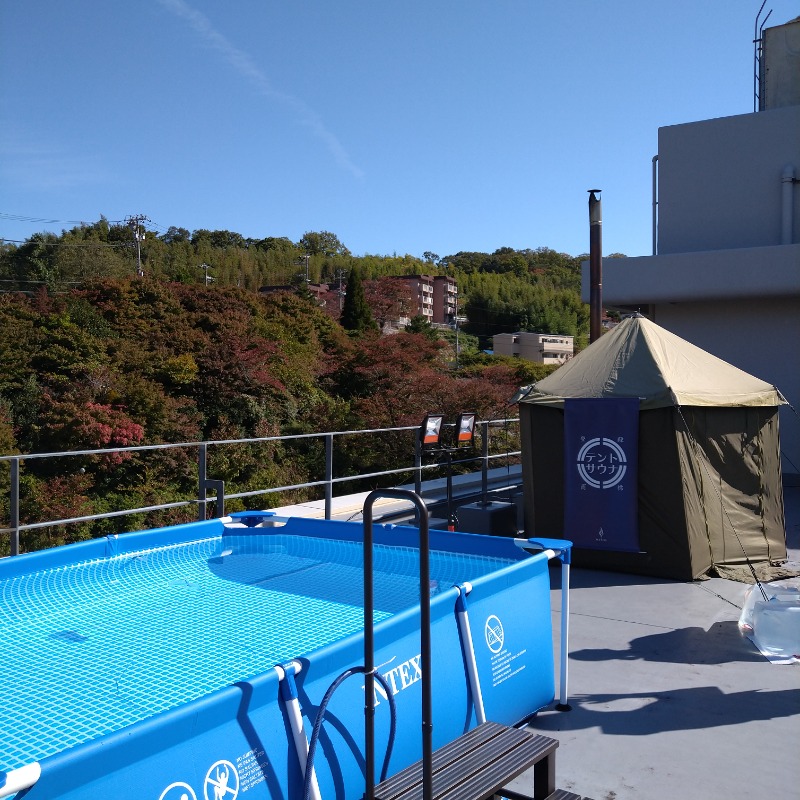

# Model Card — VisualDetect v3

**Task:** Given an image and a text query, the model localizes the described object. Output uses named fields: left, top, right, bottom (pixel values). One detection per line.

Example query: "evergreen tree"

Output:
left=340, top=267, right=377, bottom=334
left=405, top=314, right=439, bottom=341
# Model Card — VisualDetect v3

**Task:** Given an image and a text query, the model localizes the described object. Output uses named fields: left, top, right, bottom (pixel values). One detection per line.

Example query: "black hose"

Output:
left=302, top=666, right=397, bottom=800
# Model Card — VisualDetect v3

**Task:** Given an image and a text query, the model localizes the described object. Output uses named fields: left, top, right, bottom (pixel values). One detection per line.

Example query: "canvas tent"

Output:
left=518, top=315, right=787, bottom=580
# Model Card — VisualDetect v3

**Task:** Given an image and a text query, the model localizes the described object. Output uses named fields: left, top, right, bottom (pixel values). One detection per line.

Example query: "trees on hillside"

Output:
left=0, top=220, right=592, bottom=349
left=0, top=269, right=588, bottom=554
left=460, top=270, right=589, bottom=347
left=298, top=231, right=350, bottom=258
left=364, top=277, right=415, bottom=331
left=340, top=267, right=377, bottom=334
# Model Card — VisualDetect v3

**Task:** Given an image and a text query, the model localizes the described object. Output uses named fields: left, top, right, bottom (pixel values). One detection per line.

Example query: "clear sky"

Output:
left=1, top=1, right=796, bottom=259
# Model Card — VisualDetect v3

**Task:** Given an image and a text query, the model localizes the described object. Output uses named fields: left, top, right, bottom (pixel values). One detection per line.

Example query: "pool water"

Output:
left=0, top=533, right=513, bottom=772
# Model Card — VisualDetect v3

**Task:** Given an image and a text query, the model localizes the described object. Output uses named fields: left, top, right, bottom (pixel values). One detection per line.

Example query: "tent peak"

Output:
left=518, top=315, right=783, bottom=409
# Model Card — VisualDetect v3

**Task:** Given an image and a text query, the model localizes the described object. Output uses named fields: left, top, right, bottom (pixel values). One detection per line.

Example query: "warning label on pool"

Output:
left=235, top=748, right=270, bottom=793
left=205, top=760, right=239, bottom=800
left=484, top=614, right=526, bottom=687
left=489, top=646, right=527, bottom=687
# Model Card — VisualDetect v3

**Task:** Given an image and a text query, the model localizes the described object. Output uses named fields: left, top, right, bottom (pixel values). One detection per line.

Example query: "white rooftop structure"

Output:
left=584, top=16, right=800, bottom=482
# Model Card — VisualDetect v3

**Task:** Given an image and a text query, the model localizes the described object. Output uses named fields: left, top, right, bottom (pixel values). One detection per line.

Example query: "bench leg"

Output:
left=533, top=750, right=556, bottom=800
left=496, top=751, right=556, bottom=800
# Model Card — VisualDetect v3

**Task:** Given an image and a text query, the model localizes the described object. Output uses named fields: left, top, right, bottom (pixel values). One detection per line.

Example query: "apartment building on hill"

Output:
left=396, top=275, right=458, bottom=325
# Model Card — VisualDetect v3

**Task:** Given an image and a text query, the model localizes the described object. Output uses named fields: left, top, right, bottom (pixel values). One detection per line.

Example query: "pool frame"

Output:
left=1, top=507, right=571, bottom=800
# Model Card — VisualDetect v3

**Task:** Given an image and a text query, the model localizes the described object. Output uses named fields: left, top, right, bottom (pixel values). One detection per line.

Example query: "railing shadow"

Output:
left=531, top=684, right=800, bottom=736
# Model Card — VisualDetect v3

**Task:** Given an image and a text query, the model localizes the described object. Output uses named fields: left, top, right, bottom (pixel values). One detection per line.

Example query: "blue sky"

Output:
left=1, top=1, right=796, bottom=259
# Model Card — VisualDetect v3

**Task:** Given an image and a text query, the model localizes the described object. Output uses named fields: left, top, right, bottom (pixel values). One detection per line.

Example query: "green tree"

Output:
left=340, top=267, right=377, bottom=334
left=298, top=231, right=350, bottom=258
left=405, top=315, right=438, bottom=340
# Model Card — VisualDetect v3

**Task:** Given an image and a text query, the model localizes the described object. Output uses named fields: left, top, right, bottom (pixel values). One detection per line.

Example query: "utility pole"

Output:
left=335, top=268, right=347, bottom=311
left=199, top=263, right=212, bottom=285
left=125, top=214, right=150, bottom=277
left=454, top=284, right=460, bottom=369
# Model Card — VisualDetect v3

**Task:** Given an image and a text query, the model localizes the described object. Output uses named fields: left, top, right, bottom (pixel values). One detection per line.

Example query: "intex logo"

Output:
left=372, top=654, right=422, bottom=706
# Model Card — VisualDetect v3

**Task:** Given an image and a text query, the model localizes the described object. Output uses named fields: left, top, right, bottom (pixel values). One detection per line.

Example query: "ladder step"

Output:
left=502, top=789, right=584, bottom=800
left=373, top=722, right=559, bottom=800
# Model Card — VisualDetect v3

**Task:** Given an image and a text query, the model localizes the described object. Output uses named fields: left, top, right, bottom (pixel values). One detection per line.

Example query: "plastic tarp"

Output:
left=738, top=581, right=800, bottom=664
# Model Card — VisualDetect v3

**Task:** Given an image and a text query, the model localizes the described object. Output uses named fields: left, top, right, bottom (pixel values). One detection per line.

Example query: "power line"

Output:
left=0, top=239, right=134, bottom=249
left=1, top=211, right=173, bottom=239
left=0, top=212, right=102, bottom=226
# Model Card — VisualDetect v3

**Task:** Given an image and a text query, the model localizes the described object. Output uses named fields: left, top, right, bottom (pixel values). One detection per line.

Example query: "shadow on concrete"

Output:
left=569, top=621, right=765, bottom=664
left=548, top=565, right=683, bottom=590
left=532, top=683, right=800, bottom=736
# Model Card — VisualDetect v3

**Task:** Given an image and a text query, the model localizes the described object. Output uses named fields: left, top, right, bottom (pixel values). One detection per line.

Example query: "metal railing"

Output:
left=0, top=418, right=521, bottom=557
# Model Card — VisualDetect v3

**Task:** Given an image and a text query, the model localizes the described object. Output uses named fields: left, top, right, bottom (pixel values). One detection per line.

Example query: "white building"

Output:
left=583, top=16, right=800, bottom=481
left=493, top=332, right=574, bottom=364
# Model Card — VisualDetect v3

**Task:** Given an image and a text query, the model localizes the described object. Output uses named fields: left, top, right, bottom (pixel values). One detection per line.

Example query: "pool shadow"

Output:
left=207, top=544, right=440, bottom=615
left=233, top=679, right=295, bottom=799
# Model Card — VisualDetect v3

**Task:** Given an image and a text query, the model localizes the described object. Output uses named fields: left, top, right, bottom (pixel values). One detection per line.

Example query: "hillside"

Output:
left=0, top=275, right=558, bottom=554
left=0, top=220, right=589, bottom=345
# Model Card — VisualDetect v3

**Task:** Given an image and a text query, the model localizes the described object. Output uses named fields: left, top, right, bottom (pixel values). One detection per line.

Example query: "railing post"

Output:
left=10, top=457, right=20, bottom=556
left=414, top=434, right=422, bottom=496
left=203, top=480, right=225, bottom=518
left=481, top=421, right=490, bottom=503
left=198, top=443, right=208, bottom=521
left=324, top=433, right=333, bottom=520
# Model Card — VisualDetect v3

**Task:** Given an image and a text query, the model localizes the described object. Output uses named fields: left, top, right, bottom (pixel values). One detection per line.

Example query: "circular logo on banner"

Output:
left=484, top=615, right=504, bottom=653
left=204, top=761, right=239, bottom=800
left=576, top=437, right=627, bottom=489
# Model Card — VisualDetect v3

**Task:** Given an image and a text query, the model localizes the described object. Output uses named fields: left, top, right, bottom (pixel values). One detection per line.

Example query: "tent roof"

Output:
left=518, top=315, right=783, bottom=409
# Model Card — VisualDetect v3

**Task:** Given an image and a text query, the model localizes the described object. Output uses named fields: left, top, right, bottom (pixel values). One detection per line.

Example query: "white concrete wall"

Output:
left=492, top=333, right=517, bottom=357
left=518, top=337, right=543, bottom=361
left=583, top=244, right=800, bottom=305
left=658, top=106, right=800, bottom=253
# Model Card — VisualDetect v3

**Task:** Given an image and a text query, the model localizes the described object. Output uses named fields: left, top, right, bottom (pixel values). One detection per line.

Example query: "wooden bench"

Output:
left=505, top=790, right=588, bottom=800
left=371, top=721, right=559, bottom=800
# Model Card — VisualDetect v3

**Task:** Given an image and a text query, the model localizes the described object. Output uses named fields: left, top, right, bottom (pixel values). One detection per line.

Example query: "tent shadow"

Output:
left=532, top=684, right=800, bottom=736
left=569, top=621, right=764, bottom=664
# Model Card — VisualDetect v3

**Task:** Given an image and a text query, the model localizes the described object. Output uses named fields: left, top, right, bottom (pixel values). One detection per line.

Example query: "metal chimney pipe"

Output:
left=588, top=190, right=603, bottom=343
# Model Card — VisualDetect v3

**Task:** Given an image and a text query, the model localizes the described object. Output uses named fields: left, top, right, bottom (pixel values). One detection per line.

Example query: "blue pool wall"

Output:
left=4, top=516, right=558, bottom=800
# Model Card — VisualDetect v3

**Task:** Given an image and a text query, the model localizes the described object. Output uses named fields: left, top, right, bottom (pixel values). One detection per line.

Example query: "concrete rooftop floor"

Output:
left=275, top=479, right=799, bottom=799
left=513, top=485, right=800, bottom=800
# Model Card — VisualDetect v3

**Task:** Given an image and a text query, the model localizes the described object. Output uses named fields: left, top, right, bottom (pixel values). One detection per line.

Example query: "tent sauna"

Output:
left=518, top=315, right=787, bottom=580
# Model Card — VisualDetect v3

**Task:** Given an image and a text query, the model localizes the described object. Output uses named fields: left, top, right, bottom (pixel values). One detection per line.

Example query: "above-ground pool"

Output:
left=0, top=504, right=569, bottom=800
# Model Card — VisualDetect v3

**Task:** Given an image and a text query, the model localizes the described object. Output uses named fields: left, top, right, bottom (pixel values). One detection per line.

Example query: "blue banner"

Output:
left=564, top=398, right=640, bottom=552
